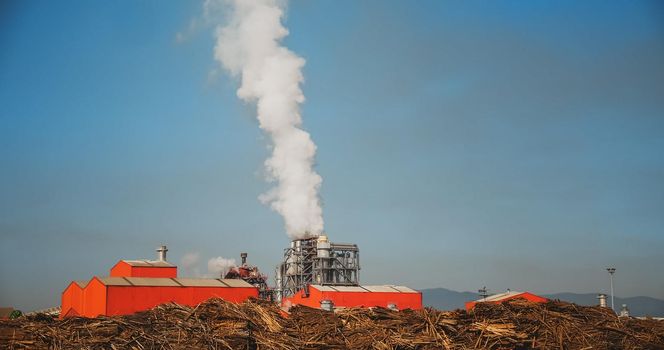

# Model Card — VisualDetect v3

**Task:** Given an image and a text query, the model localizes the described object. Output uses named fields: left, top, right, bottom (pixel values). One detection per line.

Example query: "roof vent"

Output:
left=156, top=245, right=168, bottom=262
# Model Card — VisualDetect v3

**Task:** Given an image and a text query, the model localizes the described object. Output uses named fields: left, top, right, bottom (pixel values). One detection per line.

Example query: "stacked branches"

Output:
left=2, top=298, right=663, bottom=349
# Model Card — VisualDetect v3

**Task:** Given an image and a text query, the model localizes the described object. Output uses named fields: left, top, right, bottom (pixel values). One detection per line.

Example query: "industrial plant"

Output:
left=276, top=234, right=360, bottom=299
left=56, top=232, right=421, bottom=318
left=60, top=246, right=258, bottom=318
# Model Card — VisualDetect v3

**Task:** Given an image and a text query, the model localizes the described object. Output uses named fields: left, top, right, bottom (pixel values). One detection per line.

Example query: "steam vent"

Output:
left=276, top=235, right=422, bottom=310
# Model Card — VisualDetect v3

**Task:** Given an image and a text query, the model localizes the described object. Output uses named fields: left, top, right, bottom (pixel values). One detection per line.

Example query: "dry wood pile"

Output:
left=1, top=298, right=663, bottom=349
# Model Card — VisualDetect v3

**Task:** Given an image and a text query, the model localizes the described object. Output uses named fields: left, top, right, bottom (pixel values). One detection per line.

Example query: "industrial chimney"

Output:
left=597, top=293, right=607, bottom=308
left=241, top=252, right=248, bottom=265
left=156, top=245, right=168, bottom=262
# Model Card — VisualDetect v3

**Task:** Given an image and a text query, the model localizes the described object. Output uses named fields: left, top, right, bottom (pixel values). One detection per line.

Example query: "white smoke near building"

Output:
left=180, top=252, right=202, bottom=277
left=207, top=256, right=237, bottom=277
left=212, top=0, right=324, bottom=239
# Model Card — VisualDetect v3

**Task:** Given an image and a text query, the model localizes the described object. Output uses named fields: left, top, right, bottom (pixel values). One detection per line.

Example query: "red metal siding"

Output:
left=60, top=282, right=82, bottom=318
left=130, top=266, right=177, bottom=278
left=106, top=286, right=258, bottom=316
left=109, top=262, right=132, bottom=277
left=110, top=261, right=177, bottom=278
left=284, top=287, right=423, bottom=310
left=81, top=278, right=108, bottom=318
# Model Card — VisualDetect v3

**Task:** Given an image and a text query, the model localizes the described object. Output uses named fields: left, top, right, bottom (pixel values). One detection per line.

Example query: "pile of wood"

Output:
left=1, top=298, right=663, bottom=349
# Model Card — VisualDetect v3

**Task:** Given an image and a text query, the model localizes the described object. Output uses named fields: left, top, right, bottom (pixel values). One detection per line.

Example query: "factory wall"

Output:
left=110, top=261, right=177, bottom=278
left=285, top=285, right=422, bottom=310
left=62, top=277, right=259, bottom=318
left=61, top=282, right=84, bottom=317
left=81, top=277, right=108, bottom=317
left=105, top=286, right=257, bottom=316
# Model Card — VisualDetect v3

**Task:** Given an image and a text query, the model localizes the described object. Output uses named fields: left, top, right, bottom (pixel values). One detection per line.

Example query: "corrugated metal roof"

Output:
left=98, top=277, right=133, bottom=286
left=121, top=260, right=152, bottom=267
left=218, top=279, right=253, bottom=288
left=363, top=285, right=401, bottom=293
left=311, top=285, right=418, bottom=293
left=124, top=277, right=180, bottom=287
left=329, top=286, right=369, bottom=292
left=311, top=285, right=337, bottom=292
left=121, top=260, right=176, bottom=267
left=97, top=276, right=254, bottom=288
left=175, top=278, right=227, bottom=287
left=479, top=291, right=523, bottom=302
left=388, top=286, right=419, bottom=293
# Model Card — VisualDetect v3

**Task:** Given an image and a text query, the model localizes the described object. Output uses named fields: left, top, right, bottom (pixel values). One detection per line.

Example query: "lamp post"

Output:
left=606, top=267, right=616, bottom=311
left=478, top=286, right=488, bottom=300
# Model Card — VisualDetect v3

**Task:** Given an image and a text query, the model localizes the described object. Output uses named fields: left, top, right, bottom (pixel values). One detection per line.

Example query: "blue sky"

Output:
left=1, top=0, right=663, bottom=310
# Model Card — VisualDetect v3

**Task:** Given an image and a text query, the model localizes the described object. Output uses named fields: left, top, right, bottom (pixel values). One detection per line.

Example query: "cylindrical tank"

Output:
left=286, top=254, right=296, bottom=275
left=317, top=235, right=330, bottom=258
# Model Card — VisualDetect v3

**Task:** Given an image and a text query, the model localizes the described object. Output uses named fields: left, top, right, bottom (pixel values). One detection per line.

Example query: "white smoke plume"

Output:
left=180, top=252, right=202, bottom=277
left=212, top=0, right=324, bottom=239
left=207, top=256, right=237, bottom=277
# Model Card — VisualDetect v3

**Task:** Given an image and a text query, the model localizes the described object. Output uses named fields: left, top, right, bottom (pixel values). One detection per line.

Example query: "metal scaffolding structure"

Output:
left=275, top=235, right=360, bottom=301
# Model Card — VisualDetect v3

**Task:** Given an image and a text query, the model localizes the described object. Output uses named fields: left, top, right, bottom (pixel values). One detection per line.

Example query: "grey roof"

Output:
left=120, top=260, right=176, bottom=267
left=385, top=285, right=418, bottom=293
left=329, top=286, right=370, bottom=292
left=313, top=285, right=337, bottom=292
left=219, top=279, right=253, bottom=288
left=311, top=285, right=419, bottom=293
left=125, top=277, right=180, bottom=287
left=97, top=277, right=133, bottom=286
left=363, top=285, right=402, bottom=293
left=477, top=291, right=524, bottom=302
left=96, top=277, right=254, bottom=288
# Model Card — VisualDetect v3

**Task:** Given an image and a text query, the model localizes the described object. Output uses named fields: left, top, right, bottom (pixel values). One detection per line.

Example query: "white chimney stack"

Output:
left=157, top=245, right=168, bottom=262
left=597, top=293, right=607, bottom=308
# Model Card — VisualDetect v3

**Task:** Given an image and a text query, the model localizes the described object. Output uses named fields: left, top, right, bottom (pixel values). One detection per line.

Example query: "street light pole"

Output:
left=606, top=267, right=616, bottom=311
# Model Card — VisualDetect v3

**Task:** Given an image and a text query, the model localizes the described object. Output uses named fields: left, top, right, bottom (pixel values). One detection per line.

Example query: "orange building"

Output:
left=283, top=285, right=422, bottom=310
left=110, top=260, right=177, bottom=278
left=61, top=247, right=258, bottom=318
left=465, top=291, right=548, bottom=311
left=61, top=280, right=88, bottom=317
left=62, top=276, right=256, bottom=317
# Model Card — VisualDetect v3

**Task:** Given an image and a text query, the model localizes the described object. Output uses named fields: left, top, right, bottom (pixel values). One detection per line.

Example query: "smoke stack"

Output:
left=597, top=293, right=607, bottom=307
left=156, top=245, right=168, bottom=262
left=241, top=252, right=248, bottom=265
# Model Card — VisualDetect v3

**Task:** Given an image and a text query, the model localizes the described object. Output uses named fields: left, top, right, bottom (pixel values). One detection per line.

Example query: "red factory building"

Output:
left=283, top=285, right=422, bottom=310
left=465, top=290, right=548, bottom=311
left=61, top=246, right=257, bottom=318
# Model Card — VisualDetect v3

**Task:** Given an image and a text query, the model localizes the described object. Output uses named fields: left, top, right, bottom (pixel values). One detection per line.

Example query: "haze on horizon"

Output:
left=1, top=0, right=663, bottom=311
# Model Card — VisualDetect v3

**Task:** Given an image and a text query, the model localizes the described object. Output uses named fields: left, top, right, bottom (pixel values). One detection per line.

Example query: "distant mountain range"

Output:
left=421, top=288, right=664, bottom=317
